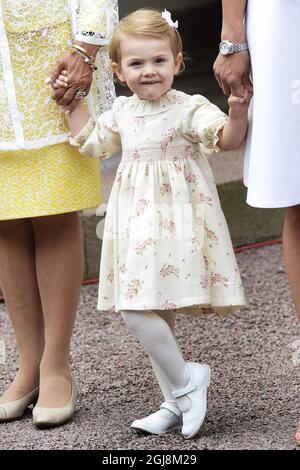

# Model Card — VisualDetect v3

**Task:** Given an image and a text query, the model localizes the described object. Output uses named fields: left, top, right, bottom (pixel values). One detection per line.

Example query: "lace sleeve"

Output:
left=71, top=0, right=118, bottom=45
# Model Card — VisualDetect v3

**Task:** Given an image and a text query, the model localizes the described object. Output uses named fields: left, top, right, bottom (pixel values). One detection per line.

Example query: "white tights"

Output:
left=121, top=310, right=189, bottom=400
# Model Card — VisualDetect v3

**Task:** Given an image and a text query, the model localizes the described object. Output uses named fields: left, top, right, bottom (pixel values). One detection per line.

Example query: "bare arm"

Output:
left=221, top=0, right=247, bottom=43
left=213, top=0, right=252, bottom=97
left=65, top=104, right=91, bottom=137
left=218, top=90, right=251, bottom=150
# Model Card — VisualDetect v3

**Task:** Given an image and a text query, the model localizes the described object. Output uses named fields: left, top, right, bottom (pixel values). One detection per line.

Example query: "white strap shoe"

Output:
left=32, top=378, right=77, bottom=428
left=131, top=400, right=182, bottom=435
left=172, top=362, right=211, bottom=439
left=0, top=387, right=39, bottom=422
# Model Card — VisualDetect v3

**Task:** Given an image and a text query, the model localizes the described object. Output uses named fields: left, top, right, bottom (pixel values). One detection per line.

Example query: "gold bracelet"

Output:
left=70, top=45, right=97, bottom=70
left=72, top=44, right=92, bottom=57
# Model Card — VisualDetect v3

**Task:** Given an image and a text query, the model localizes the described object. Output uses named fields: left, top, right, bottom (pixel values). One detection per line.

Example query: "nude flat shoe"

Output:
left=131, top=401, right=182, bottom=435
left=0, top=387, right=39, bottom=422
left=32, top=377, right=77, bottom=428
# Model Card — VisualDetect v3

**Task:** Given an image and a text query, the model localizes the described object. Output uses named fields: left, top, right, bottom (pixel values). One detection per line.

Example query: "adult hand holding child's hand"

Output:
left=45, top=42, right=99, bottom=112
left=213, top=51, right=253, bottom=98
left=228, top=88, right=252, bottom=119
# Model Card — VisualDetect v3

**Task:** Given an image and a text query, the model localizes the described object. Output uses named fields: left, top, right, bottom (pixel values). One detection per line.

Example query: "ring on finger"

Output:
left=74, top=89, right=88, bottom=100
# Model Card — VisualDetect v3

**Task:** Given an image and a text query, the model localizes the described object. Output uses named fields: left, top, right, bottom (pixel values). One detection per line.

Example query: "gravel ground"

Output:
left=0, top=244, right=299, bottom=450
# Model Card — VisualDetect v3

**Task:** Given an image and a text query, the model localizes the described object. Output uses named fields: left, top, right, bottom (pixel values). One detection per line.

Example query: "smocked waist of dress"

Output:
left=121, top=145, right=199, bottom=163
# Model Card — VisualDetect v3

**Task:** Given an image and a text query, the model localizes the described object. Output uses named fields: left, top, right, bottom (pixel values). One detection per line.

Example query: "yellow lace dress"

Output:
left=0, top=0, right=118, bottom=219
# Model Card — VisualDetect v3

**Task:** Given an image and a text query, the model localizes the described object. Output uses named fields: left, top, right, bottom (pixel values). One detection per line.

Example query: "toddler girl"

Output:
left=55, top=9, right=250, bottom=438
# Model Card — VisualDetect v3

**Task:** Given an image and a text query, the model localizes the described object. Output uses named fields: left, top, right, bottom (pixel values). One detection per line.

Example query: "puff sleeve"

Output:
left=182, top=95, right=228, bottom=152
left=69, top=97, right=124, bottom=159
left=74, top=0, right=118, bottom=45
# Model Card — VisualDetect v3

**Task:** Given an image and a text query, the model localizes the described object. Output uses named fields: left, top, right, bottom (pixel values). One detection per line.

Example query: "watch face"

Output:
left=220, top=41, right=232, bottom=55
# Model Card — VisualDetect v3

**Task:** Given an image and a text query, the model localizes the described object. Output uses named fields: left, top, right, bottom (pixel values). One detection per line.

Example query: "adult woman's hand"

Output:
left=213, top=51, right=252, bottom=97
left=47, top=42, right=99, bottom=112
left=214, top=0, right=251, bottom=98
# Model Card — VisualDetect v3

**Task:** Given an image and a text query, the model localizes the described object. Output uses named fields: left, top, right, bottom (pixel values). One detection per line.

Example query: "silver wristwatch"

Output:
left=219, top=40, right=248, bottom=56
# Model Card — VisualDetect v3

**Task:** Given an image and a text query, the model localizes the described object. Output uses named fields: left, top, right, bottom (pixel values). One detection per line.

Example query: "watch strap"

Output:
left=231, top=42, right=248, bottom=53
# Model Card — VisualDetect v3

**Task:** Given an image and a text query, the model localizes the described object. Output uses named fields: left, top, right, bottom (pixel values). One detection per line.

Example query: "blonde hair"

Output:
left=109, top=9, right=184, bottom=72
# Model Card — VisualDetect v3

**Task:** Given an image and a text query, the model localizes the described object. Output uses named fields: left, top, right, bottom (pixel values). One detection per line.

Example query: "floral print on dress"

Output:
left=160, top=183, right=172, bottom=196
left=200, top=274, right=209, bottom=289
left=127, top=185, right=136, bottom=195
left=160, top=263, right=180, bottom=279
left=115, top=172, right=122, bottom=184
left=72, top=118, right=96, bottom=147
left=161, top=219, right=176, bottom=235
left=106, top=271, right=114, bottom=283
left=211, top=273, right=228, bottom=287
left=183, top=146, right=198, bottom=161
left=191, top=234, right=203, bottom=252
left=161, top=301, right=178, bottom=310
left=120, top=229, right=130, bottom=240
left=134, top=116, right=146, bottom=130
left=174, top=160, right=183, bottom=173
left=170, top=92, right=186, bottom=104
left=133, top=198, right=150, bottom=217
left=119, top=264, right=128, bottom=274
left=204, top=226, right=219, bottom=244
left=125, top=279, right=144, bottom=299
left=186, top=171, right=198, bottom=184
left=199, top=193, right=213, bottom=207
left=190, top=128, right=199, bottom=142
left=77, top=134, right=89, bottom=146
left=133, top=149, right=141, bottom=161
left=135, top=238, right=155, bottom=256
left=160, top=128, right=178, bottom=152
left=196, top=216, right=204, bottom=228
left=203, top=255, right=209, bottom=270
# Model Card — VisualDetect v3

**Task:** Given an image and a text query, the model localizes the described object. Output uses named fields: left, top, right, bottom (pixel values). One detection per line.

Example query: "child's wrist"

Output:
left=229, top=108, right=248, bottom=120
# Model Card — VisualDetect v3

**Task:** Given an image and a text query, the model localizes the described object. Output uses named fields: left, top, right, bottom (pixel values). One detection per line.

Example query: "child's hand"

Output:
left=48, top=69, right=90, bottom=130
left=51, top=70, right=82, bottom=115
left=228, top=88, right=252, bottom=120
left=52, top=69, right=68, bottom=90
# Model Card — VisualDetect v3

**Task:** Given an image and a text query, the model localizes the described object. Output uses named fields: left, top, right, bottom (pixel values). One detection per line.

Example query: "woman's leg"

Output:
left=282, top=205, right=300, bottom=443
left=0, top=219, right=44, bottom=403
left=283, top=205, right=300, bottom=321
left=31, top=212, right=83, bottom=407
left=121, top=310, right=189, bottom=390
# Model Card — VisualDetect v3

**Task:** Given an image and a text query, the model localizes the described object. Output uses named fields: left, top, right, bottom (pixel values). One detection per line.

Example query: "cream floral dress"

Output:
left=71, top=89, right=246, bottom=315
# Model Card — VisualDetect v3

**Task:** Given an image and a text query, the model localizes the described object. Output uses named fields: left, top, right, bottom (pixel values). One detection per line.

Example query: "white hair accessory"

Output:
left=161, top=9, right=178, bottom=30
